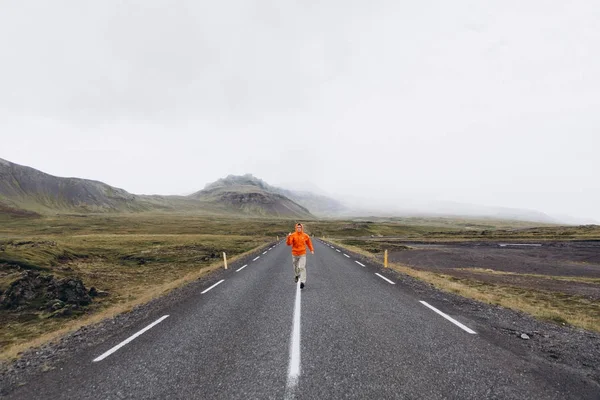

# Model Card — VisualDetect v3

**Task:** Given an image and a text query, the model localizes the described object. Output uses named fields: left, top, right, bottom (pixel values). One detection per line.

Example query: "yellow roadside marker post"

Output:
left=223, top=252, right=228, bottom=270
left=384, top=250, right=388, bottom=268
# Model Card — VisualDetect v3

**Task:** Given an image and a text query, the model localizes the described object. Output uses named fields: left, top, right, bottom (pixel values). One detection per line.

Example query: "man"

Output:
left=286, top=223, right=314, bottom=289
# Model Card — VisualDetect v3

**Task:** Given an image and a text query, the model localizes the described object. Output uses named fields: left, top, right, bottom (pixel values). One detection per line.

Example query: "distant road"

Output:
left=5, top=240, right=597, bottom=399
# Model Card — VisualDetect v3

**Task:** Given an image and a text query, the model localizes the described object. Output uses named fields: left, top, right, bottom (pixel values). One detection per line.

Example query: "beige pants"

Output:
left=292, top=255, right=307, bottom=284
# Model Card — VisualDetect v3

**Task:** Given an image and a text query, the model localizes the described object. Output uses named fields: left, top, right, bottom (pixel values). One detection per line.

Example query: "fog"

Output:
left=1, top=1, right=598, bottom=222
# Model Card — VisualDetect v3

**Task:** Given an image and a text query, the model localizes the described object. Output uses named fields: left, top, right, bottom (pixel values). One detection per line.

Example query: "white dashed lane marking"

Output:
left=420, top=301, right=477, bottom=334
left=202, top=279, right=225, bottom=294
left=93, top=315, right=170, bottom=362
left=375, top=273, right=395, bottom=285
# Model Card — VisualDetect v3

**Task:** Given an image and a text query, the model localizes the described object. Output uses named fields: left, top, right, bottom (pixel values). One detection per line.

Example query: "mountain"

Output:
left=190, top=174, right=344, bottom=217
left=0, top=201, right=41, bottom=218
left=189, top=174, right=313, bottom=219
left=0, top=159, right=314, bottom=219
left=1, top=157, right=580, bottom=223
left=275, top=188, right=347, bottom=217
left=0, top=158, right=156, bottom=213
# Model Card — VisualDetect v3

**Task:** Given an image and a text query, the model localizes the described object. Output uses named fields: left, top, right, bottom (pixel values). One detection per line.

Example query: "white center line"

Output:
left=253, top=256, right=260, bottom=261
left=263, top=251, right=267, bottom=254
left=420, top=301, right=477, bottom=334
left=93, top=315, right=169, bottom=362
left=343, top=254, right=350, bottom=258
left=201, top=279, right=225, bottom=294
left=236, top=264, right=248, bottom=272
left=355, top=261, right=366, bottom=267
left=336, top=249, right=341, bottom=253
left=375, top=273, right=395, bottom=285
left=285, top=282, right=302, bottom=399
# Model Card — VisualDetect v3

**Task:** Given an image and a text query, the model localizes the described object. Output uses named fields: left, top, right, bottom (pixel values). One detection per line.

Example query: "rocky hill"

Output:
left=0, top=158, right=155, bottom=213
left=189, top=174, right=313, bottom=219
left=0, top=160, right=314, bottom=218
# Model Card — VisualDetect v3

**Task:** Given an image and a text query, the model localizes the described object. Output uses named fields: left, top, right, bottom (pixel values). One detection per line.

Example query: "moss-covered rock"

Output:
left=0, top=271, right=91, bottom=311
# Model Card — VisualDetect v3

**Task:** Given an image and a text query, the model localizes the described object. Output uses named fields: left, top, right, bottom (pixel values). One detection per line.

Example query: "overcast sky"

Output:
left=1, top=1, right=599, bottom=222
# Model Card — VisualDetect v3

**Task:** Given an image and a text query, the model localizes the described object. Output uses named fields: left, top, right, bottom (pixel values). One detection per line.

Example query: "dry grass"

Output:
left=329, top=239, right=600, bottom=333
left=389, top=263, right=600, bottom=332
left=453, top=268, right=600, bottom=285
left=0, top=242, right=269, bottom=362
left=1, top=214, right=280, bottom=360
left=0, top=212, right=321, bottom=362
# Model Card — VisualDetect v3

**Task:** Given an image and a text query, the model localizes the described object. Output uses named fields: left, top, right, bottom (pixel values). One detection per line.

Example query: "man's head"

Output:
left=295, top=223, right=303, bottom=233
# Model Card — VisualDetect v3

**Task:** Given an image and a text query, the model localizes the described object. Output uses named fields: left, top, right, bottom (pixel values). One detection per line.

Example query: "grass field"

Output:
left=0, top=213, right=281, bottom=360
left=1, top=212, right=598, bottom=360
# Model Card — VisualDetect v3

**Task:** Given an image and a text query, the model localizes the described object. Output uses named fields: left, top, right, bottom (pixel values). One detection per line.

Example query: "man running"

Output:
left=286, top=223, right=314, bottom=289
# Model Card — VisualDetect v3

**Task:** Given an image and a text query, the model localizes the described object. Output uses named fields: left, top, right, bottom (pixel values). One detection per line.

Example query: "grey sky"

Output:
left=1, top=1, right=599, bottom=222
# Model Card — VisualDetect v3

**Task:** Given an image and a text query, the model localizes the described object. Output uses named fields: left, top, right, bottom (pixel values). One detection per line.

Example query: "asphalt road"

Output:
left=4, top=240, right=597, bottom=399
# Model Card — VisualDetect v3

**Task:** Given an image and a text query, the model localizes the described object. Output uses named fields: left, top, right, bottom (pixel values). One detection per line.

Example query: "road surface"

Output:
left=4, top=239, right=597, bottom=399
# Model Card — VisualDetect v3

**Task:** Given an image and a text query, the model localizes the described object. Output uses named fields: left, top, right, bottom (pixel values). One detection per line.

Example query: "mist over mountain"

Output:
left=1, top=158, right=591, bottom=224
left=345, top=199, right=559, bottom=224
left=0, top=160, right=311, bottom=218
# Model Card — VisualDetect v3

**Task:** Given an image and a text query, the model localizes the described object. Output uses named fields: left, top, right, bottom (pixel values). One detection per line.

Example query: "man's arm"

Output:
left=286, top=233, right=293, bottom=246
left=306, top=235, right=314, bottom=254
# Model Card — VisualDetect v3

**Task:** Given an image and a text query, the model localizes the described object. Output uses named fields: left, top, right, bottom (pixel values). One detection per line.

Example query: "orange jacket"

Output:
left=286, top=226, right=314, bottom=256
